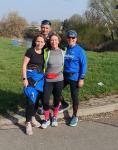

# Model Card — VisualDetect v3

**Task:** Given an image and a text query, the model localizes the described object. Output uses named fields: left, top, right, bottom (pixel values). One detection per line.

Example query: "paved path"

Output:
left=0, top=120, right=118, bottom=150
left=1, top=95, right=118, bottom=150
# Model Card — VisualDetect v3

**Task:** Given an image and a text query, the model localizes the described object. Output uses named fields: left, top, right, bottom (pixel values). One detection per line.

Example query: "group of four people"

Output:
left=22, top=20, right=87, bottom=135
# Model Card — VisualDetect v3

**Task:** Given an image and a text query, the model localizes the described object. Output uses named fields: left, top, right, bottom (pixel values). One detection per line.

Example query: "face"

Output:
left=67, top=37, right=77, bottom=47
left=35, top=36, right=45, bottom=49
left=50, top=35, right=59, bottom=49
left=41, top=24, right=51, bottom=37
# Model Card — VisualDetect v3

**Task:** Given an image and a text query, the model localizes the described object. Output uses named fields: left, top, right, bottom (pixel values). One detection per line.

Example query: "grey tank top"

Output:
left=46, top=48, right=64, bottom=82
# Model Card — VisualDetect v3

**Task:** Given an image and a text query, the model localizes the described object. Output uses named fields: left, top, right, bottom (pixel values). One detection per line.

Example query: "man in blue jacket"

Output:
left=64, top=30, right=87, bottom=127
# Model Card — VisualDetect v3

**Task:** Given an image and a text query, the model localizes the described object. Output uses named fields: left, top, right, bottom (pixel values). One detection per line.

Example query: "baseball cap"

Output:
left=67, top=30, right=77, bottom=38
left=41, top=20, right=51, bottom=26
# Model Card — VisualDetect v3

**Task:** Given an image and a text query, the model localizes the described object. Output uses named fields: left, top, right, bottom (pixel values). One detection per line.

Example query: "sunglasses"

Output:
left=67, top=37, right=76, bottom=39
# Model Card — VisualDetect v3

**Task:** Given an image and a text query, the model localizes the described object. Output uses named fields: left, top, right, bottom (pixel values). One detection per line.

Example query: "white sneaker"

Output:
left=51, top=116, right=58, bottom=127
left=41, top=119, right=50, bottom=129
left=26, top=122, right=33, bottom=135
left=31, top=116, right=41, bottom=128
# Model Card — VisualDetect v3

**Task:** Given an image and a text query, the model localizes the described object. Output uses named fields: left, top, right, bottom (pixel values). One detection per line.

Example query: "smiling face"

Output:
left=35, top=36, right=45, bottom=50
left=50, top=35, right=60, bottom=49
left=41, top=24, right=51, bottom=37
left=67, top=36, right=77, bottom=47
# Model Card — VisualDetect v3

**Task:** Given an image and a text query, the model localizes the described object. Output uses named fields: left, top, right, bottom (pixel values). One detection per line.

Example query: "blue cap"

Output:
left=41, top=20, right=51, bottom=26
left=67, top=30, right=77, bottom=38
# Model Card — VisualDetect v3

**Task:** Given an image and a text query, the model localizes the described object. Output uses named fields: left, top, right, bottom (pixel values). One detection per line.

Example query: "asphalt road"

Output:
left=0, top=115, right=118, bottom=150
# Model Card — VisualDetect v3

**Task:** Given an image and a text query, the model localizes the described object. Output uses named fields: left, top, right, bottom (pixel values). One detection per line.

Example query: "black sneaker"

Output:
left=59, top=101, right=69, bottom=113
left=37, top=106, right=44, bottom=115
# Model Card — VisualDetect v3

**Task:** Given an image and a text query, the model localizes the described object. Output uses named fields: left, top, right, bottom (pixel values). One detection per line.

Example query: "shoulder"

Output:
left=61, top=49, right=65, bottom=55
left=43, top=48, right=50, bottom=55
left=26, top=48, right=34, bottom=53
left=25, top=48, right=34, bottom=57
left=75, top=44, right=86, bottom=53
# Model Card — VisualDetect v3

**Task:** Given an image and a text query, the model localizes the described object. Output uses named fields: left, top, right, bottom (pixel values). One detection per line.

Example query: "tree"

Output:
left=51, top=19, right=62, bottom=32
left=24, top=26, right=40, bottom=39
left=84, top=10, right=102, bottom=26
left=89, top=0, right=118, bottom=40
left=61, top=13, right=109, bottom=50
left=0, top=11, right=28, bottom=38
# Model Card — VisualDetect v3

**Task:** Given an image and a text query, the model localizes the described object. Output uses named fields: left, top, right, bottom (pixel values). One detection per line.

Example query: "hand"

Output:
left=78, top=79, right=84, bottom=88
left=23, top=79, right=28, bottom=87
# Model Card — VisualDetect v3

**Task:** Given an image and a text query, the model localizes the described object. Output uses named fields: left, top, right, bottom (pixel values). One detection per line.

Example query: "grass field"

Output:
left=0, top=37, right=118, bottom=114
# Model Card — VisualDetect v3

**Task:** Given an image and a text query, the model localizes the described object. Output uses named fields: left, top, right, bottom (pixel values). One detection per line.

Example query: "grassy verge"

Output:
left=0, top=37, right=26, bottom=114
left=63, top=51, right=118, bottom=100
left=0, top=37, right=118, bottom=114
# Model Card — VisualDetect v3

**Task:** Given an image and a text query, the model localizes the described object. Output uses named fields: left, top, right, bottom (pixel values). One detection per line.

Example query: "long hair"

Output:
left=31, top=34, right=45, bottom=48
left=49, top=31, right=61, bottom=43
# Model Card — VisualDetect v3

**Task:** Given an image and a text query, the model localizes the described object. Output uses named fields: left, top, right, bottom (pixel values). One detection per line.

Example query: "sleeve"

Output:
left=79, top=49, right=87, bottom=80
left=25, top=48, right=32, bottom=58
left=61, top=50, right=66, bottom=65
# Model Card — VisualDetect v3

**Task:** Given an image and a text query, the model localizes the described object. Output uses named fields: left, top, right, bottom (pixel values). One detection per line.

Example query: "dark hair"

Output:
left=41, top=20, right=51, bottom=26
left=49, top=31, right=61, bottom=43
left=31, top=34, right=45, bottom=48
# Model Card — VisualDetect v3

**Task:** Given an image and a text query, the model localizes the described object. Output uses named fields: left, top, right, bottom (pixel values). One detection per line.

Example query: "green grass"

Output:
left=78, top=51, right=118, bottom=100
left=62, top=49, right=118, bottom=101
left=0, top=37, right=118, bottom=114
left=0, top=37, right=26, bottom=114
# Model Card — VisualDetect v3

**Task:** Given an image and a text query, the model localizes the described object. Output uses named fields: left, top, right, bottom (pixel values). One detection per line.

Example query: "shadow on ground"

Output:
left=0, top=89, right=72, bottom=133
left=0, top=89, right=27, bottom=133
left=0, top=89, right=25, bottom=115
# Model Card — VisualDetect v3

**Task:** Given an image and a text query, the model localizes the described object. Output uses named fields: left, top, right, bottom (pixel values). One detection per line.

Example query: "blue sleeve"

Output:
left=79, top=49, right=87, bottom=79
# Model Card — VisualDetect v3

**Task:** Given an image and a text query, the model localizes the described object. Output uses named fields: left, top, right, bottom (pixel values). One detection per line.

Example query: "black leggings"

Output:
left=43, top=81, right=63, bottom=110
left=25, top=93, right=42, bottom=122
left=64, top=78, right=79, bottom=116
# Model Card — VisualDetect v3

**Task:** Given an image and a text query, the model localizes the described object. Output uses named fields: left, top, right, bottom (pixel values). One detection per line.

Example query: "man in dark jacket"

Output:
left=32, top=20, right=69, bottom=114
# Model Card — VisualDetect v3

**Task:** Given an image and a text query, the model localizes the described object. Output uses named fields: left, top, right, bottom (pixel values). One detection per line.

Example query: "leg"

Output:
left=69, top=80, right=79, bottom=127
left=52, top=81, right=63, bottom=127
left=43, top=81, right=53, bottom=118
left=25, top=99, right=34, bottom=135
left=34, top=95, right=40, bottom=115
left=70, top=80, right=79, bottom=117
left=53, top=81, right=64, bottom=116
left=58, top=78, right=69, bottom=113
left=41, top=82, right=53, bottom=128
left=25, top=96, right=41, bottom=135
left=36, top=92, right=44, bottom=115
left=25, top=99, right=35, bottom=122
left=25, top=91, right=41, bottom=122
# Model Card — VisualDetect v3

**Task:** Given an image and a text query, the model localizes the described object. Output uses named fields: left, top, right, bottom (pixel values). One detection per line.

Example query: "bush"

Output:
left=78, top=24, right=109, bottom=50
left=24, top=27, right=40, bottom=39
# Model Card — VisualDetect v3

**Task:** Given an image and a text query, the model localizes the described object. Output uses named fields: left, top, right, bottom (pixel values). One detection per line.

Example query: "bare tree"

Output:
left=84, top=10, right=102, bottom=26
left=89, top=0, right=118, bottom=40
left=0, top=11, right=28, bottom=38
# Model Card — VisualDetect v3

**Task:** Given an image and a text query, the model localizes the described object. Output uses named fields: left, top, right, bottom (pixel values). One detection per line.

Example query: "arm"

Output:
left=78, top=49, right=87, bottom=88
left=22, top=56, right=30, bottom=87
left=78, top=79, right=84, bottom=88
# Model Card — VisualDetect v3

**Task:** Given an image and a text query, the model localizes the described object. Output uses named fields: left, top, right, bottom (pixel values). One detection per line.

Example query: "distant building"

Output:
left=27, top=25, right=41, bottom=31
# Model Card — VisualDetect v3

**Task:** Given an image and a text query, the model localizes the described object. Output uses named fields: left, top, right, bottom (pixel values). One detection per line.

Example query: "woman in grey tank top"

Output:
left=41, top=32, right=64, bottom=128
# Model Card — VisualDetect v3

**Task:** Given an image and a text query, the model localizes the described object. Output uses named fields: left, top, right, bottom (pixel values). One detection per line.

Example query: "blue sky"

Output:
left=0, top=0, right=89, bottom=23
